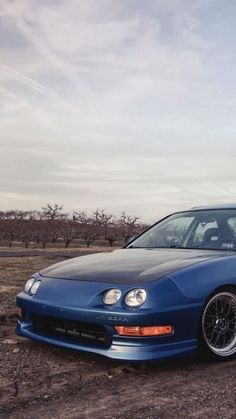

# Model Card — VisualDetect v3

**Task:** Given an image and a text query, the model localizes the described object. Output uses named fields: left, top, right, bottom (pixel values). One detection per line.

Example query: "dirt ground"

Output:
left=0, top=255, right=235, bottom=419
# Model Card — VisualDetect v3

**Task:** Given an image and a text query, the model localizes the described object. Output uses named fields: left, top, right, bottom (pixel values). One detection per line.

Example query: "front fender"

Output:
left=169, top=256, right=236, bottom=301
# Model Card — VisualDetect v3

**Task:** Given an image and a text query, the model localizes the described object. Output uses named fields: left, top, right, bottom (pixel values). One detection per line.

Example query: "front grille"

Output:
left=32, top=314, right=111, bottom=347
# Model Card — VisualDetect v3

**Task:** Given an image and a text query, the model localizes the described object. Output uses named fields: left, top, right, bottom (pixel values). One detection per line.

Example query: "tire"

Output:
left=200, top=287, right=236, bottom=361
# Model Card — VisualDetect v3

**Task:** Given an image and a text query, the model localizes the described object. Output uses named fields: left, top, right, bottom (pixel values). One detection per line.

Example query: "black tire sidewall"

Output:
left=198, top=286, right=236, bottom=361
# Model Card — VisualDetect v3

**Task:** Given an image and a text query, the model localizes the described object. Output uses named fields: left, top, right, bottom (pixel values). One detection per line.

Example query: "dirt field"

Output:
left=0, top=255, right=235, bottom=419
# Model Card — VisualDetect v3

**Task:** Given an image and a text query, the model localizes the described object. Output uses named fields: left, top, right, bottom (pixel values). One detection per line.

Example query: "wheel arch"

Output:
left=199, top=283, right=236, bottom=327
left=204, top=283, right=236, bottom=302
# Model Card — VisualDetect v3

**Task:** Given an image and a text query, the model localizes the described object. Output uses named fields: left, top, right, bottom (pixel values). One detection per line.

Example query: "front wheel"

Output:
left=200, top=288, right=236, bottom=360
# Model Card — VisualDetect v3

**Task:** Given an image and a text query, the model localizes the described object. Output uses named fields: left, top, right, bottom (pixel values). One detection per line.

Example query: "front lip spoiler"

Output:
left=16, top=322, right=197, bottom=362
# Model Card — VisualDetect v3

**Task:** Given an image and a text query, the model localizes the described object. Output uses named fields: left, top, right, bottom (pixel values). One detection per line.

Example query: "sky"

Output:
left=1, top=0, right=236, bottom=222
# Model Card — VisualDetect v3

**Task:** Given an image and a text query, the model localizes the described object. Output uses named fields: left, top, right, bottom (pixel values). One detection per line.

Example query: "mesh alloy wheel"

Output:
left=202, top=291, right=236, bottom=358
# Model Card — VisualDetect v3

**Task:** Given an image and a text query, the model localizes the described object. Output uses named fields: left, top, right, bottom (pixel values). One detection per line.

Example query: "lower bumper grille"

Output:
left=31, top=314, right=111, bottom=347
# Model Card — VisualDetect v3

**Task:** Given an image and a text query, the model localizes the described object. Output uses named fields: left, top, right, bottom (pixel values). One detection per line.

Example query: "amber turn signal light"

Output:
left=115, top=325, right=173, bottom=337
left=16, top=307, right=23, bottom=319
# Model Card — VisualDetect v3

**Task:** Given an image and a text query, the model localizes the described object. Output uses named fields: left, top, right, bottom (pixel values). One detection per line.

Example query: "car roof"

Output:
left=189, top=204, right=236, bottom=211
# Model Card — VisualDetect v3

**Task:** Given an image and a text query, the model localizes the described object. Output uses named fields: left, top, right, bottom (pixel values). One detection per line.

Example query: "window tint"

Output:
left=129, top=209, right=236, bottom=250
left=192, top=220, right=218, bottom=244
left=132, top=215, right=194, bottom=248
left=227, top=217, right=236, bottom=237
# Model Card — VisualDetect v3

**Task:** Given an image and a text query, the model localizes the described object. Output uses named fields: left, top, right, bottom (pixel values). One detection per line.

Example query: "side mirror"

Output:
left=125, top=235, right=138, bottom=244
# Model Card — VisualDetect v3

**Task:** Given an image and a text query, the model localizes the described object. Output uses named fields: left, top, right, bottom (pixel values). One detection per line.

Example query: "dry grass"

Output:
left=0, top=245, right=119, bottom=254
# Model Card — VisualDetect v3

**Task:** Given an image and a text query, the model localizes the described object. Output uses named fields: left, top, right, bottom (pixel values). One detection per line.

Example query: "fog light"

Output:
left=115, top=325, right=173, bottom=336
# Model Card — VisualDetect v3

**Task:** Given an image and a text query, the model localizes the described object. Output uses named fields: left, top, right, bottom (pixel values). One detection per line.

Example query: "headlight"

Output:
left=30, top=281, right=41, bottom=295
left=24, top=278, right=34, bottom=293
left=125, top=289, right=147, bottom=307
left=103, top=289, right=121, bottom=305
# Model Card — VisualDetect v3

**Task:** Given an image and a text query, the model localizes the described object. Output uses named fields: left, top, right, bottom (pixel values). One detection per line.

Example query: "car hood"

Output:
left=39, top=248, right=231, bottom=285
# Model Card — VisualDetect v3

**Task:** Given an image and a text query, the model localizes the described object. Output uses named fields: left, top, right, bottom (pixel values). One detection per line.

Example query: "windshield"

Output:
left=128, top=209, right=236, bottom=251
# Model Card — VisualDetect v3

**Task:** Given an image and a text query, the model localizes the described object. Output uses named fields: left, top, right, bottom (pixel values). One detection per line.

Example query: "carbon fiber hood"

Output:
left=39, top=248, right=229, bottom=284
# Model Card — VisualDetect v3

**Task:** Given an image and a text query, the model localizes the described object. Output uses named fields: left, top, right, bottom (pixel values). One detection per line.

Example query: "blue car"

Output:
left=16, top=205, right=236, bottom=362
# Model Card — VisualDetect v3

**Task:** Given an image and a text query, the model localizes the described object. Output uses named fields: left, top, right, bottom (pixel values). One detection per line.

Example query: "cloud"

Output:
left=0, top=0, right=236, bottom=220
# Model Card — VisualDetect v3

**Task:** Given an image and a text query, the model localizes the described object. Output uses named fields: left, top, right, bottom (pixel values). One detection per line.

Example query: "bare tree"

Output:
left=0, top=210, right=30, bottom=247
left=0, top=205, right=144, bottom=249
left=104, top=223, right=121, bottom=247
left=73, top=211, right=87, bottom=224
left=1, top=220, right=16, bottom=247
left=19, top=220, right=37, bottom=248
left=93, top=209, right=112, bottom=228
left=73, top=211, right=99, bottom=247
left=61, top=220, right=78, bottom=248
left=32, top=220, right=55, bottom=249
left=41, top=203, right=66, bottom=221
left=119, top=212, right=140, bottom=241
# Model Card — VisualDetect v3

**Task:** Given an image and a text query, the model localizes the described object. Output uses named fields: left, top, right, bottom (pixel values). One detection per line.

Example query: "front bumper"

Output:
left=16, top=292, right=201, bottom=361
